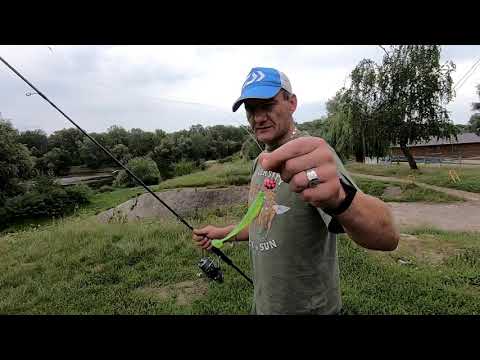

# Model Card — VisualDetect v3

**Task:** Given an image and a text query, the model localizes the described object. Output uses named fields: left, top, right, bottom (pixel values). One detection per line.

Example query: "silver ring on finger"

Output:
left=305, top=168, right=321, bottom=188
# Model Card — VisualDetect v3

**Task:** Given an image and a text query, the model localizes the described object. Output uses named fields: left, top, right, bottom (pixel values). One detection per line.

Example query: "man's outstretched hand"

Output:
left=259, top=136, right=346, bottom=210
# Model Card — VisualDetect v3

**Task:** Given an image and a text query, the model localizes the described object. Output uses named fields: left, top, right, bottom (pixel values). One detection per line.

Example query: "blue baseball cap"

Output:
left=232, top=67, right=293, bottom=112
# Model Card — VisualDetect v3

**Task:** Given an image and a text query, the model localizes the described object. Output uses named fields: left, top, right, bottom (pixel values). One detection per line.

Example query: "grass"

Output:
left=0, top=205, right=252, bottom=315
left=0, top=203, right=479, bottom=314
left=352, top=176, right=463, bottom=203
left=338, top=230, right=480, bottom=315
left=155, top=159, right=252, bottom=190
left=346, top=162, right=480, bottom=193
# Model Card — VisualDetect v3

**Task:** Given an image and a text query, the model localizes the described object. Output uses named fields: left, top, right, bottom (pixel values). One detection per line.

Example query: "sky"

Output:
left=1, top=45, right=479, bottom=135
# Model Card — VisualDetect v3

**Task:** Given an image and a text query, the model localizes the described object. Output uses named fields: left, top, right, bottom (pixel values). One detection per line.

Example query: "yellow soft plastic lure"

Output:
left=211, top=191, right=265, bottom=249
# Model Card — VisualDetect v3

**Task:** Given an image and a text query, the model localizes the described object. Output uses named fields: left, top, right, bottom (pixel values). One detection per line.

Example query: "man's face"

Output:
left=244, top=91, right=297, bottom=145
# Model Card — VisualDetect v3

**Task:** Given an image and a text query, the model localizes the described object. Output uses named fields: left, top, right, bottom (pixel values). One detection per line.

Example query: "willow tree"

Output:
left=377, top=45, right=456, bottom=169
left=0, top=119, right=35, bottom=203
left=340, top=60, right=391, bottom=162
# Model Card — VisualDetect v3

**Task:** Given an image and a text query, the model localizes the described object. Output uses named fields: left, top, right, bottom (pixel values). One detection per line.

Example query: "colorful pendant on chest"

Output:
left=263, top=178, right=276, bottom=190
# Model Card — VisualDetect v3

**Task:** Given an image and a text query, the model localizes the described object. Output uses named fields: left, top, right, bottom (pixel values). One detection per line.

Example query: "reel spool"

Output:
left=198, top=257, right=224, bottom=283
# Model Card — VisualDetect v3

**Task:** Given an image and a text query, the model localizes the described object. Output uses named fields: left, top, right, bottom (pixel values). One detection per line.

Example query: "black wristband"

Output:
left=323, top=177, right=357, bottom=217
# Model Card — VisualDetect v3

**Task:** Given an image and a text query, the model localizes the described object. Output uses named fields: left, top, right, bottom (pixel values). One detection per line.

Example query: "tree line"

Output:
left=9, top=123, right=254, bottom=179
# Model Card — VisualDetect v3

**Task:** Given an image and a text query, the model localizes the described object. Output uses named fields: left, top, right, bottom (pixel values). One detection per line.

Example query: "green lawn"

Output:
left=346, top=162, right=480, bottom=193
left=155, top=159, right=252, bottom=190
left=352, top=176, right=463, bottom=203
left=0, top=203, right=478, bottom=314
left=0, top=205, right=252, bottom=315
left=339, top=229, right=480, bottom=315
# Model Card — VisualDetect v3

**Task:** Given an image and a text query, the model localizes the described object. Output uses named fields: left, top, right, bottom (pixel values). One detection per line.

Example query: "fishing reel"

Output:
left=198, top=256, right=224, bottom=283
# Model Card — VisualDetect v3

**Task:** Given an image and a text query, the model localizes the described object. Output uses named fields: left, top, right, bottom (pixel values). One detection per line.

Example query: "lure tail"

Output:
left=211, top=191, right=265, bottom=249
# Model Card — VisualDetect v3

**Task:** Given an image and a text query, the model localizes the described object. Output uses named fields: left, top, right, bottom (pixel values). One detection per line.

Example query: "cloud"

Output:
left=1, top=45, right=478, bottom=135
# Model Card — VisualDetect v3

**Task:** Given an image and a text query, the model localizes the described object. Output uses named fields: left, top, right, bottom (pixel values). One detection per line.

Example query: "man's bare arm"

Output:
left=336, top=190, right=399, bottom=251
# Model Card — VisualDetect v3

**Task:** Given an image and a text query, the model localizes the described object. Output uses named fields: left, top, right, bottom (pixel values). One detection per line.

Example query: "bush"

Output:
left=113, top=157, right=161, bottom=188
left=198, top=162, right=207, bottom=171
left=65, top=184, right=93, bottom=204
left=353, top=177, right=387, bottom=197
left=98, top=185, right=114, bottom=193
left=36, top=147, right=72, bottom=176
left=0, top=119, right=36, bottom=202
left=241, top=137, right=263, bottom=160
left=0, top=178, right=92, bottom=227
left=226, top=174, right=251, bottom=186
left=218, top=155, right=233, bottom=164
left=173, top=160, right=197, bottom=177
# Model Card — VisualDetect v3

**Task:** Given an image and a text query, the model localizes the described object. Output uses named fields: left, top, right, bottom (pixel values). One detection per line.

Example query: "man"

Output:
left=193, top=67, right=399, bottom=315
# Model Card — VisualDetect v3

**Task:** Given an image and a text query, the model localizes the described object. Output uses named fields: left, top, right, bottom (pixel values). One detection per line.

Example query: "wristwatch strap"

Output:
left=323, top=177, right=357, bottom=217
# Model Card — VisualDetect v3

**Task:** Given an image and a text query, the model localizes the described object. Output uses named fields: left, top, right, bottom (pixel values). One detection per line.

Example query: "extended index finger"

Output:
left=260, top=137, right=325, bottom=172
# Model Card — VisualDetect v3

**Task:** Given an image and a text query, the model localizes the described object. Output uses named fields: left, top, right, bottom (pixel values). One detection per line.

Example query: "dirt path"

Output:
left=388, top=202, right=480, bottom=232
left=350, top=172, right=480, bottom=202
left=350, top=172, right=480, bottom=231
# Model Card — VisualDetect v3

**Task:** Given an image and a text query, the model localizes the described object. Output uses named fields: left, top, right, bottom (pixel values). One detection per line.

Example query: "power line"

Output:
left=454, top=57, right=480, bottom=92
left=454, top=58, right=480, bottom=89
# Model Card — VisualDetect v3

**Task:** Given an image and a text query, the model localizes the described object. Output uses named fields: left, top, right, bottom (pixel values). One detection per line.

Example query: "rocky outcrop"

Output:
left=97, top=186, right=249, bottom=223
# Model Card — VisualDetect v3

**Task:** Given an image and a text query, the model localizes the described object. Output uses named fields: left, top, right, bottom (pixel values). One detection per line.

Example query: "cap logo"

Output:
left=242, top=70, right=266, bottom=89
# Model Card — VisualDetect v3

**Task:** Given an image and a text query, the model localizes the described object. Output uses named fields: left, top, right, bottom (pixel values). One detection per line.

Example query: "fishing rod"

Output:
left=0, top=55, right=253, bottom=286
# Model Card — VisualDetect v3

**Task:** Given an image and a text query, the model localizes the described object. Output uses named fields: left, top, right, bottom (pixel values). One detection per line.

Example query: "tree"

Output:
left=154, top=129, right=167, bottom=147
left=78, top=134, right=111, bottom=169
left=150, top=136, right=176, bottom=179
left=469, top=114, right=480, bottom=135
left=113, top=156, right=161, bottom=188
left=18, top=129, right=48, bottom=157
left=48, top=128, right=84, bottom=165
left=377, top=45, right=456, bottom=169
left=297, top=117, right=328, bottom=138
left=455, top=123, right=471, bottom=134
left=323, top=109, right=355, bottom=162
left=0, top=119, right=35, bottom=203
left=469, top=84, right=480, bottom=135
left=128, top=128, right=156, bottom=157
left=241, top=137, right=262, bottom=160
left=111, top=144, right=132, bottom=165
left=190, top=132, right=209, bottom=162
left=37, top=147, right=72, bottom=176
left=105, top=125, right=130, bottom=148
left=472, top=84, right=480, bottom=112
left=342, top=59, right=391, bottom=162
